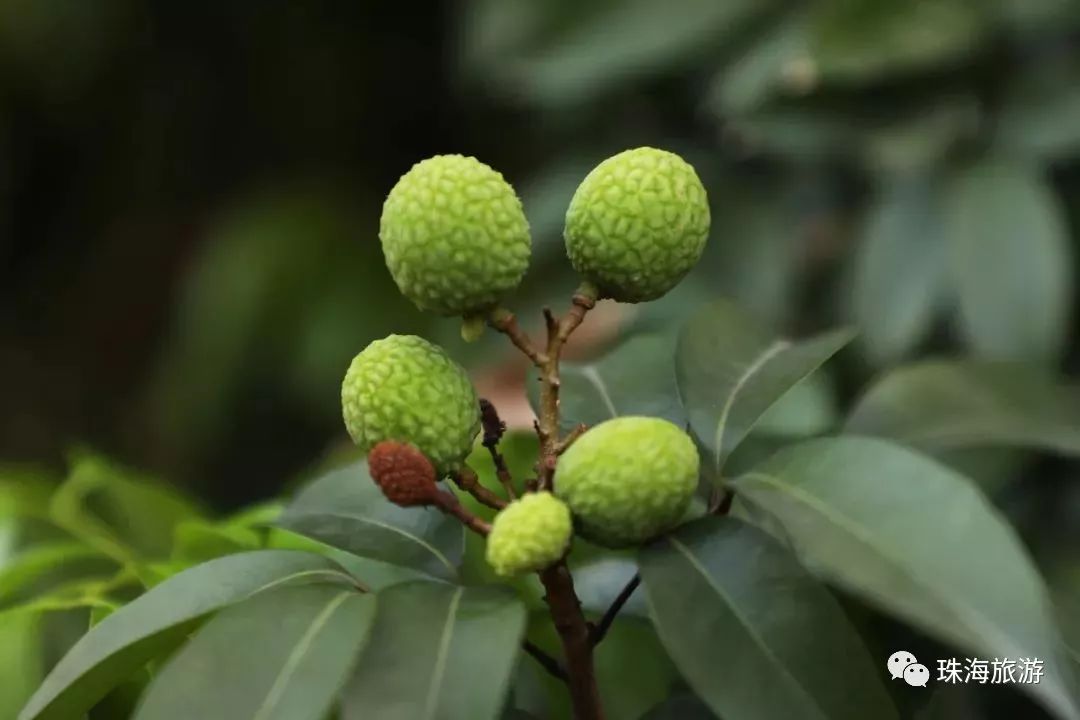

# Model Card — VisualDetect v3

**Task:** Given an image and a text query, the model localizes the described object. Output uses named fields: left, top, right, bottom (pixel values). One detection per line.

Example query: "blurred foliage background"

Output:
left=3, top=0, right=1080, bottom=508
left=3, top=1, right=1080, bottom=718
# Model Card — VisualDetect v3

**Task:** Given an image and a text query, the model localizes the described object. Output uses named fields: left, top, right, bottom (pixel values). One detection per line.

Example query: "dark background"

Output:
left=3, top=0, right=1080, bottom=512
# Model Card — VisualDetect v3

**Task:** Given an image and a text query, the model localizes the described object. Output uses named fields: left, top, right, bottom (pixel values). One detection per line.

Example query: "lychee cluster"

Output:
left=342, top=146, right=710, bottom=577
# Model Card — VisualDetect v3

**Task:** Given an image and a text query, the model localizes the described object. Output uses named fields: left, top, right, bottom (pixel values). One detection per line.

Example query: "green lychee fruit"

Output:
left=563, top=147, right=710, bottom=303
left=486, top=492, right=573, bottom=577
left=341, top=334, right=480, bottom=475
left=380, top=154, right=531, bottom=318
left=555, top=416, right=698, bottom=548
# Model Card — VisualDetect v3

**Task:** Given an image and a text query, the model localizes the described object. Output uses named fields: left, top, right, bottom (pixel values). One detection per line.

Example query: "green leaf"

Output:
left=0, top=468, right=55, bottom=520
left=0, top=609, right=43, bottom=720
left=733, top=437, right=1080, bottom=720
left=534, top=332, right=683, bottom=434
left=846, top=360, right=1080, bottom=455
left=640, top=516, right=896, bottom=720
left=0, top=543, right=113, bottom=608
left=277, top=461, right=464, bottom=581
left=49, top=454, right=202, bottom=563
left=675, top=300, right=853, bottom=474
left=570, top=556, right=647, bottom=618
left=18, top=550, right=353, bottom=720
left=850, top=176, right=946, bottom=364
left=134, top=585, right=375, bottom=720
left=171, top=520, right=262, bottom=563
left=809, top=0, right=986, bottom=83
left=945, top=158, right=1072, bottom=362
left=342, top=581, right=527, bottom=720
left=266, top=529, right=431, bottom=592
left=752, top=372, right=837, bottom=439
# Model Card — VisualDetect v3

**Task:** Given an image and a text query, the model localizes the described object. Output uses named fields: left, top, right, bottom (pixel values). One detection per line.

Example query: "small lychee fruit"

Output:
left=486, top=492, right=573, bottom=577
left=380, top=154, right=532, bottom=318
left=341, top=334, right=480, bottom=475
left=555, top=416, right=698, bottom=548
left=367, top=441, right=439, bottom=507
left=564, top=147, right=710, bottom=303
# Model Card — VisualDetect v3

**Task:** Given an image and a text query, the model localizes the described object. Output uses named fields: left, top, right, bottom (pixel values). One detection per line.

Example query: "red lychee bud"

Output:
left=367, top=441, right=440, bottom=507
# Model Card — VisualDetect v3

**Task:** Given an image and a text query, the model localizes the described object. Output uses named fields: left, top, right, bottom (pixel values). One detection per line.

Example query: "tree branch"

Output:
left=488, top=308, right=547, bottom=367
left=540, top=563, right=605, bottom=719
left=449, top=467, right=507, bottom=510
left=589, top=574, right=640, bottom=646
left=431, top=490, right=492, bottom=536
left=492, top=284, right=602, bottom=720
left=554, top=424, right=587, bottom=455
left=523, top=640, right=568, bottom=682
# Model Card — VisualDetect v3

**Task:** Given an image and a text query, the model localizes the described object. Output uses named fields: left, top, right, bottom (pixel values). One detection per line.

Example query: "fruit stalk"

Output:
left=534, top=286, right=603, bottom=720
left=539, top=563, right=605, bottom=720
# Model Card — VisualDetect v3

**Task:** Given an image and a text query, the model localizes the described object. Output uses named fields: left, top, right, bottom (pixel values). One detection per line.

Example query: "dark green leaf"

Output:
left=945, top=158, right=1072, bottom=362
left=998, top=70, right=1080, bottom=161
left=640, top=517, right=895, bottom=720
left=676, top=300, right=853, bottom=474
left=846, top=360, right=1080, bottom=455
left=642, top=693, right=717, bottom=719
left=277, top=461, right=465, bottom=581
left=135, top=585, right=375, bottom=720
left=709, top=10, right=811, bottom=114
left=850, top=177, right=946, bottom=364
left=469, top=0, right=776, bottom=105
left=734, top=437, right=1080, bottom=720
left=342, top=581, right=526, bottom=720
left=809, top=0, right=986, bottom=83
left=536, top=333, right=683, bottom=434
left=18, top=550, right=353, bottom=720
left=571, top=556, right=647, bottom=618
left=594, top=619, right=680, bottom=720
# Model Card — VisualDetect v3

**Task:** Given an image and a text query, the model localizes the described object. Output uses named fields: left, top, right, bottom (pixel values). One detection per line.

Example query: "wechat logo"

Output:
left=888, top=651, right=930, bottom=687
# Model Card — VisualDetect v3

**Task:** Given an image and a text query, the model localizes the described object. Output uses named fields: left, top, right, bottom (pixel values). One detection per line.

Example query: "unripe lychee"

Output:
left=486, top=492, right=573, bottom=577
left=564, top=147, right=710, bottom=303
left=341, top=335, right=480, bottom=475
left=555, top=416, right=698, bottom=548
left=380, top=154, right=531, bottom=318
left=367, top=441, right=439, bottom=507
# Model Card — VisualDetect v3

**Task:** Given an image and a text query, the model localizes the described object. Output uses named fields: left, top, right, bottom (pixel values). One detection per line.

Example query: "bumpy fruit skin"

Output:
left=341, top=335, right=480, bottom=475
left=555, top=416, right=698, bottom=548
left=367, top=441, right=439, bottom=507
left=486, top=492, right=573, bottom=577
left=564, top=147, right=710, bottom=303
left=380, top=154, right=531, bottom=316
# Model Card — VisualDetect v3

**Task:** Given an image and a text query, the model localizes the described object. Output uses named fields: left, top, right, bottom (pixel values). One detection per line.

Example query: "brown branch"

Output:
left=450, top=467, right=507, bottom=510
left=492, top=284, right=601, bottom=719
left=540, top=563, right=605, bottom=719
left=523, top=640, right=568, bottom=682
left=554, top=424, right=588, bottom=455
left=589, top=574, right=640, bottom=646
left=431, top=490, right=492, bottom=536
left=480, top=399, right=516, bottom=500
left=488, top=308, right=547, bottom=367
left=536, top=285, right=597, bottom=491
